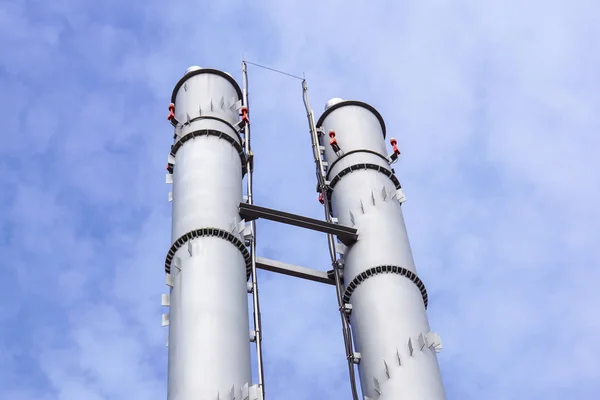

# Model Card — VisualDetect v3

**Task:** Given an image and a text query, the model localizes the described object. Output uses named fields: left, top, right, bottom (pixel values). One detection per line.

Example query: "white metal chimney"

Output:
left=316, top=99, right=446, bottom=400
left=164, top=67, right=259, bottom=400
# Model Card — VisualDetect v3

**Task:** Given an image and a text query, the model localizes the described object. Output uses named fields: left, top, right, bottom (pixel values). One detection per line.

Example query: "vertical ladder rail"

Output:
left=302, top=80, right=361, bottom=400
left=242, top=60, right=266, bottom=399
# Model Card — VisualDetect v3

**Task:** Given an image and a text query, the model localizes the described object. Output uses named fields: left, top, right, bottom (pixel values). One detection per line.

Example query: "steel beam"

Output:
left=255, top=257, right=335, bottom=285
left=239, top=203, right=358, bottom=246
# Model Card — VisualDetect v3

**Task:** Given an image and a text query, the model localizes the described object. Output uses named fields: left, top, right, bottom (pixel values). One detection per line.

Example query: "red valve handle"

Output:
left=241, top=106, right=249, bottom=124
left=167, top=103, right=176, bottom=121
left=329, top=130, right=336, bottom=138
left=390, top=137, right=400, bottom=155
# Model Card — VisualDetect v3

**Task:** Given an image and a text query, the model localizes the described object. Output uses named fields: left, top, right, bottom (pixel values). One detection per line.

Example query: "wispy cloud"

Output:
left=1, top=0, right=599, bottom=398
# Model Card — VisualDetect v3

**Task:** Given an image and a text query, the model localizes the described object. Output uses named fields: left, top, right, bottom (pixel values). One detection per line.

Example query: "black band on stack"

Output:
left=325, top=150, right=389, bottom=181
left=325, top=163, right=401, bottom=211
left=170, top=129, right=247, bottom=176
left=342, top=265, right=428, bottom=309
left=165, top=227, right=251, bottom=280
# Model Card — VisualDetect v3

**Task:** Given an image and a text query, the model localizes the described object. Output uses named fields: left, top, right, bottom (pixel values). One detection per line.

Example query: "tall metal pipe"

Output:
left=165, top=67, right=255, bottom=400
left=242, top=61, right=266, bottom=399
left=302, top=82, right=360, bottom=400
left=316, top=99, right=446, bottom=399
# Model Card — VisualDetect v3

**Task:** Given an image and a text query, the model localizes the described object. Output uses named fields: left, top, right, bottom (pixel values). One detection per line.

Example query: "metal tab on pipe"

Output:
left=394, top=188, right=406, bottom=203
left=373, top=378, right=381, bottom=395
left=165, top=273, right=174, bottom=287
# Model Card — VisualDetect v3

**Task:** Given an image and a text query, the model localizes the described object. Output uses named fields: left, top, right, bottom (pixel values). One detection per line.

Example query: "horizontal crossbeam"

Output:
left=256, top=257, right=335, bottom=285
left=239, top=203, right=358, bottom=246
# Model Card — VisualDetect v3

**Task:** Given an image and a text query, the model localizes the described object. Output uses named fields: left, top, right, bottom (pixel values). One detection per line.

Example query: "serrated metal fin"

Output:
left=418, top=332, right=426, bottom=350
left=373, top=377, right=381, bottom=394
left=241, top=383, right=249, bottom=399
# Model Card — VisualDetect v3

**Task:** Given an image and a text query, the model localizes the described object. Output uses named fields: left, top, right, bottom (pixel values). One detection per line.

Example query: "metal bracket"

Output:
left=239, top=203, right=358, bottom=246
left=342, top=303, right=353, bottom=315
left=246, top=151, right=254, bottom=172
left=393, top=188, right=407, bottom=203
left=165, top=273, right=174, bottom=287
left=426, top=332, right=443, bottom=353
left=234, top=119, right=247, bottom=132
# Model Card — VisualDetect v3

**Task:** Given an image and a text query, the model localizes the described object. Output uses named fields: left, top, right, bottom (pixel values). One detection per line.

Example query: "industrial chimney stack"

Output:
left=161, top=65, right=446, bottom=400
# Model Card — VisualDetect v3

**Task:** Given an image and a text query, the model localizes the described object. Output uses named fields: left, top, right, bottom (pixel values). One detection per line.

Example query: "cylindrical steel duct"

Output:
left=165, top=67, right=253, bottom=400
left=317, top=100, right=446, bottom=400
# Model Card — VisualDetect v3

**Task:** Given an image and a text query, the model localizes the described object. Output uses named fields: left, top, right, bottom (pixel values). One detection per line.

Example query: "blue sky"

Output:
left=1, top=0, right=599, bottom=399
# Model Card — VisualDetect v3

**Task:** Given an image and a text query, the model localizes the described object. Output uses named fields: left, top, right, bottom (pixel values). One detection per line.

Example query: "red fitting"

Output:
left=241, top=106, right=249, bottom=125
left=329, top=130, right=340, bottom=152
left=318, top=192, right=324, bottom=204
left=390, top=138, right=400, bottom=155
left=167, top=103, right=176, bottom=122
